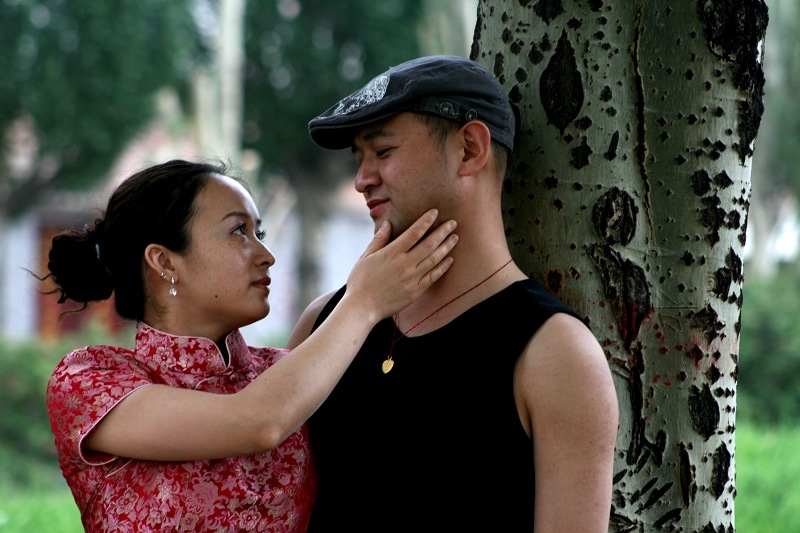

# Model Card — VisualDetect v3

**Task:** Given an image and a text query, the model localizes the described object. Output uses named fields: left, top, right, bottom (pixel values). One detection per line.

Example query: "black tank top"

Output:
left=307, top=278, right=582, bottom=532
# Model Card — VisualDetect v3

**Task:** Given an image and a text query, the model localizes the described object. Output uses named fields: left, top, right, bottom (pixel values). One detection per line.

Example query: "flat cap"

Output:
left=308, top=55, right=515, bottom=151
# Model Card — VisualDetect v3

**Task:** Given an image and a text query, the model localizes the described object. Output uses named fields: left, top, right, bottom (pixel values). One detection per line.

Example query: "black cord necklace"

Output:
left=382, top=258, right=513, bottom=374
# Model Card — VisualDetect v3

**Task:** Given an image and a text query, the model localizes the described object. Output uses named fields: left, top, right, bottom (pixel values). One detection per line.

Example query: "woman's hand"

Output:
left=345, top=209, right=457, bottom=323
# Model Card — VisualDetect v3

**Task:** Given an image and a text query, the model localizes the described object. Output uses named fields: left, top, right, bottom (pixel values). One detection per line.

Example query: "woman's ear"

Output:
left=458, top=121, right=492, bottom=176
left=144, top=244, right=175, bottom=280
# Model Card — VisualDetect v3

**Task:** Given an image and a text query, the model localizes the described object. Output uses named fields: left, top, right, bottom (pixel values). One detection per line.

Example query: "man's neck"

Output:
left=396, top=244, right=524, bottom=336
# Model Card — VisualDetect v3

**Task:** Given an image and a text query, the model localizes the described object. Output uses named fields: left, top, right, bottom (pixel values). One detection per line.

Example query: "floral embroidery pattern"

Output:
left=47, top=323, right=317, bottom=532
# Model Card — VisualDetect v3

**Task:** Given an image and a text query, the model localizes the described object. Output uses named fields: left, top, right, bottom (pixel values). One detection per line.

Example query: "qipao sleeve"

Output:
left=46, top=345, right=153, bottom=468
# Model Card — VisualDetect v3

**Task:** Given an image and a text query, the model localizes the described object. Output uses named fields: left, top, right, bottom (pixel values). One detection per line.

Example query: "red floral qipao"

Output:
left=46, top=322, right=317, bottom=532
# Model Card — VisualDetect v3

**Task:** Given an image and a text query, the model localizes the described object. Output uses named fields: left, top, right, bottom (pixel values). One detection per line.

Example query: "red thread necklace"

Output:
left=382, top=258, right=513, bottom=374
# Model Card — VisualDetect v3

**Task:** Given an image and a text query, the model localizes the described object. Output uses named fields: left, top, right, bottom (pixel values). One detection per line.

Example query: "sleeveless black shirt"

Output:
left=307, top=278, right=582, bottom=532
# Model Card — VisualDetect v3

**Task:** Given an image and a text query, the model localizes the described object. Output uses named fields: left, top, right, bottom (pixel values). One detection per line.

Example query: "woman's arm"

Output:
left=84, top=209, right=457, bottom=461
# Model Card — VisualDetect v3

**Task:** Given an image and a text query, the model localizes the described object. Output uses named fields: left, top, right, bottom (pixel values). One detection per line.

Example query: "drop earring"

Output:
left=169, top=276, right=177, bottom=297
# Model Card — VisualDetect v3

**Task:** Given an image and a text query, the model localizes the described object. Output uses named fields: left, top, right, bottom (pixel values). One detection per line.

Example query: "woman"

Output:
left=44, top=159, right=457, bottom=531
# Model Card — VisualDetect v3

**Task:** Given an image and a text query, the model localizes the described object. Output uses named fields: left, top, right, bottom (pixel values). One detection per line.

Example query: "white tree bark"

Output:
left=474, top=1, right=768, bottom=530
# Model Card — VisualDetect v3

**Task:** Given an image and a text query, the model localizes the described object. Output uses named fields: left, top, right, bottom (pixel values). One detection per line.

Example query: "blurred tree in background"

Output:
left=748, top=0, right=800, bottom=276
left=239, top=0, right=425, bottom=309
left=0, top=0, right=200, bottom=217
left=738, top=0, right=800, bottom=426
left=0, top=0, right=473, bottom=317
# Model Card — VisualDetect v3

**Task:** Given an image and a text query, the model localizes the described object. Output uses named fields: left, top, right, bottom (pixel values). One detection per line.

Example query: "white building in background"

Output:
left=0, top=211, right=40, bottom=341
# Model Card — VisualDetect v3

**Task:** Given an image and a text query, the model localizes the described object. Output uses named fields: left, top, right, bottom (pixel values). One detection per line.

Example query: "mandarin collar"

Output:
left=134, top=322, right=252, bottom=374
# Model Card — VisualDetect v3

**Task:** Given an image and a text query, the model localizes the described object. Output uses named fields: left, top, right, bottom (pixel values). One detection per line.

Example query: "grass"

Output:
left=0, top=484, right=82, bottom=533
left=735, top=424, right=800, bottom=532
left=0, top=422, right=796, bottom=532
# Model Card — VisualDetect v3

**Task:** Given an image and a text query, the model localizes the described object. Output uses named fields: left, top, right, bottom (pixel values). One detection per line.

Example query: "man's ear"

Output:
left=144, top=244, right=176, bottom=279
left=458, top=121, right=492, bottom=175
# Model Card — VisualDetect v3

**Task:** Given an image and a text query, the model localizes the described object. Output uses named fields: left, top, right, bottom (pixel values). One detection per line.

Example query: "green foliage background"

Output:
left=0, top=0, right=199, bottom=210
left=738, top=261, right=800, bottom=426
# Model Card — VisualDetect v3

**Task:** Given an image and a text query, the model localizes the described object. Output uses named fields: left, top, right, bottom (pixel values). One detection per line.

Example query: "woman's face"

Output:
left=168, top=174, right=275, bottom=341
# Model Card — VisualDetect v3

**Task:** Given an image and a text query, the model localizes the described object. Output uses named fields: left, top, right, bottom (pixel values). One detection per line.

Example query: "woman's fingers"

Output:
left=358, top=220, right=392, bottom=259
left=387, top=208, right=440, bottom=253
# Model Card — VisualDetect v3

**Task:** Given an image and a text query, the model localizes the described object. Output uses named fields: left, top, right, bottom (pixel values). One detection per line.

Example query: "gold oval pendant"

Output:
left=382, top=359, right=394, bottom=374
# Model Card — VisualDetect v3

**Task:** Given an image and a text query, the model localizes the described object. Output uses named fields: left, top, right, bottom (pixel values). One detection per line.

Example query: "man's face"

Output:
left=352, top=113, right=460, bottom=239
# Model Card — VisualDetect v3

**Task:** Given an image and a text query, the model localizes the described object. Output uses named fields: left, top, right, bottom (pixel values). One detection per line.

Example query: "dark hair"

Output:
left=46, top=159, right=241, bottom=321
left=416, top=113, right=510, bottom=179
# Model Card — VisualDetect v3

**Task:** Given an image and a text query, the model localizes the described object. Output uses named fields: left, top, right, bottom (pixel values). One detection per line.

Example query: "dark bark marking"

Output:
left=640, top=481, right=673, bottom=512
left=586, top=0, right=603, bottom=12
left=652, top=507, right=682, bottom=529
left=605, top=131, right=619, bottom=160
left=508, top=84, right=523, bottom=104
left=711, top=443, right=732, bottom=499
left=689, top=383, right=720, bottom=440
left=492, top=52, right=507, bottom=84
left=690, top=304, right=725, bottom=345
left=544, top=269, right=565, bottom=294
left=624, top=347, right=667, bottom=470
left=725, top=208, right=741, bottom=233
left=533, top=0, right=565, bottom=24
left=586, top=244, right=651, bottom=350
left=699, top=195, right=726, bottom=245
left=679, top=442, right=697, bottom=505
left=567, top=17, right=582, bottom=29
left=680, top=251, right=696, bottom=266
left=707, top=362, right=722, bottom=384
left=592, top=187, right=638, bottom=245
left=502, top=27, right=514, bottom=45
left=631, top=6, right=653, bottom=220
left=575, top=116, right=592, bottom=130
left=630, top=476, right=656, bottom=505
left=527, top=43, right=545, bottom=65
left=696, top=0, right=769, bottom=163
left=540, top=31, right=583, bottom=134
left=686, top=345, right=704, bottom=367
left=609, top=510, right=638, bottom=533
left=689, top=170, right=711, bottom=196
left=711, top=248, right=743, bottom=302
left=570, top=136, right=592, bottom=169
left=699, top=523, right=734, bottom=533
left=711, top=268, right=733, bottom=301
left=713, top=170, right=733, bottom=188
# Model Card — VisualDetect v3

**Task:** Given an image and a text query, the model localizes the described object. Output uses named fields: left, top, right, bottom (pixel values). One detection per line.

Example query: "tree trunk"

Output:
left=473, top=1, right=768, bottom=531
left=218, top=0, right=246, bottom=169
left=192, top=0, right=246, bottom=169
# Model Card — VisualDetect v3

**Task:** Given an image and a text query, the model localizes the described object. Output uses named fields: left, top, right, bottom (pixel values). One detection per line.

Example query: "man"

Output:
left=287, top=55, right=619, bottom=532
